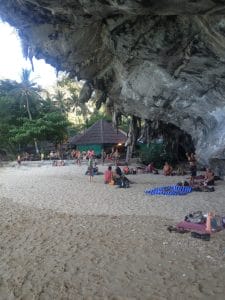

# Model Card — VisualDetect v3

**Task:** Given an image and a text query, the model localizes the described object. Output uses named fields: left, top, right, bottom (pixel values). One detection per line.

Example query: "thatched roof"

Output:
left=69, top=119, right=127, bottom=145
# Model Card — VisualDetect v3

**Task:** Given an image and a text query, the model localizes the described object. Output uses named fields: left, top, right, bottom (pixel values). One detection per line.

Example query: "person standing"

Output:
left=101, top=149, right=106, bottom=165
left=76, top=150, right=81, bottom=166
left=17, top=154, right=21, bottom=165
left=186, top=152, right=197, bottom=184
left=50, top=151, right=54, bottom=160
left=113, top=148, right=120, bottom=165
left=88, top=156, right=94, bottom=182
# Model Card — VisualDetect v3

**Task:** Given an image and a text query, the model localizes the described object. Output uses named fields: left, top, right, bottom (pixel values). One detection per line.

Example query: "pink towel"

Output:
left=176, top=221, right=206, bottom=233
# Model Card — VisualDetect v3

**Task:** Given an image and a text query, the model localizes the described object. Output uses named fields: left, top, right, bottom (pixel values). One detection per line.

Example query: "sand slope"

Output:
left=0, top=163, right=225, bottom=299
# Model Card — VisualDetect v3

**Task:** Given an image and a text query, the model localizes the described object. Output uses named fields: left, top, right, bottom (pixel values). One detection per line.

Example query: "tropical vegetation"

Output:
left=0, top=69, right=71, bottom=158
left=0, top=70, right=115, bottom=160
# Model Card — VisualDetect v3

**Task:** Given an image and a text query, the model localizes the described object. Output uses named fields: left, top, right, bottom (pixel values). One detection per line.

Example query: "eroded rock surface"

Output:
left=0, top=1, right=225, bottom=171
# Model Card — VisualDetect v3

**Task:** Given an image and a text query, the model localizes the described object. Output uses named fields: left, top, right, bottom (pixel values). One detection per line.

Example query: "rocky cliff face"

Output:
left=0, top=1, right=225, bottom=172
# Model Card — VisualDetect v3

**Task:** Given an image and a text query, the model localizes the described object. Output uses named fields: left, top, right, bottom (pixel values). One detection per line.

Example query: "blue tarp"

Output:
left=145, top=185, right=192, bottom=196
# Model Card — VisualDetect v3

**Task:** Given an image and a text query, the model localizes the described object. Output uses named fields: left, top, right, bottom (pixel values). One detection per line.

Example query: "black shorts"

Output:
left=190, top=166, right=197, bottom=177
left=88, top=167, right=94, bottom=176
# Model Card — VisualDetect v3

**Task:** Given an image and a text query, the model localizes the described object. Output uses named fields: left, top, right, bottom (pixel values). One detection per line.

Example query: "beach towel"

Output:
left=145, top=185, right=192, bottom=196
left=177, top=216, right=225, bottom=233
left=176, top=221, right=207, bottom=233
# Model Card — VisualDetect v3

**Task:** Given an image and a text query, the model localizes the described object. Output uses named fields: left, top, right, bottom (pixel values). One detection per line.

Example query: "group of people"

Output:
left=52, top=160, right=65, bottom=167
left=103, top=148, right=121, bottom=165
left=145, top=152, right=215, bottom=188
left=163, top=153, right=215, bottom=186
left=186, top=152, right=215, bottom=187
left=71, top=149, right=82, bottom=165
left=104, top=165, right=130, bottom=188
left=122, top=163, right=137, bottom=175
left=71, top=149, right=95, bottom=164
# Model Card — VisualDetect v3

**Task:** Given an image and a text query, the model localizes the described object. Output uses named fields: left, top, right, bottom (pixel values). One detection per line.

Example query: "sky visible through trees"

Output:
left=0, top=21, right=114, bottom=158
left=0, top=21, right=57, bottom=88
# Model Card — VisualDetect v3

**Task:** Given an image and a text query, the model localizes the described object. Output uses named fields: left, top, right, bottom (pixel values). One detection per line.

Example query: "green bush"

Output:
left=137, top=143, right=173, bottom=169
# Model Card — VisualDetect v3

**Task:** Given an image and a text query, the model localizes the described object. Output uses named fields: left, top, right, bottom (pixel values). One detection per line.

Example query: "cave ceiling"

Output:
left=0, top=0, right=225, bottom=167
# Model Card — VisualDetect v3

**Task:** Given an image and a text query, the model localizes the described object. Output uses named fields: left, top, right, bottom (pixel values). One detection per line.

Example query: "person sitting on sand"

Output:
left=123, top=163, right=130, bottom=175
left=59, top=160, right=65, bottom=166
left=104, top=166, right=113, bottom=184
left=130, top=167, right=137, bottom=174
left=204, top=168, right=215, bottom=186
left=146, top=162, right=158, bottom=174
left=146, top=162, right=155, bottom=173
left=115, top=166, right=122, bottom=177
left=112, top=166, right=123, bottom=185
left=52, top=160, right=57, bottom=166
left=163, top=162, right=173, bottom=176
left=176, top=165, right=186, bottom=176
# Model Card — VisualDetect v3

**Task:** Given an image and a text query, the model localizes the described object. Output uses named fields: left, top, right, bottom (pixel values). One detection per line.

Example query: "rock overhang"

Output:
left=0, top=1, right=225, bottom=171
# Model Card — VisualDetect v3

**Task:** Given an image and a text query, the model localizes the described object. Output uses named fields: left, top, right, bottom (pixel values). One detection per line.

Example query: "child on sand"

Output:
left=88, top=156, right=94, bottom=182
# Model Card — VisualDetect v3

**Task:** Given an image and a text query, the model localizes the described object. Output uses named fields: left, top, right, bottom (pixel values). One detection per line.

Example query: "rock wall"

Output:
left=0, top=1, right=225, bottom=171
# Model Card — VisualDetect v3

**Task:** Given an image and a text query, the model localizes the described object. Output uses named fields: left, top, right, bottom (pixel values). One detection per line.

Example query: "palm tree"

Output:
left=53, top=90, right=67, bottom=114
left=0, top=68, right=43, bottom=154
left=66, top=92, right=79, bottom=114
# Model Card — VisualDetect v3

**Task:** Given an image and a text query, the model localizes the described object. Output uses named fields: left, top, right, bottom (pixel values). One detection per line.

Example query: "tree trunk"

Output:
left=34, top=139, right=39, bottom=154
left=125, top=116, right=141, bottom=163
left=25, top=92, right=32, bottom=121
left=25, top=92, right=39, bottom=154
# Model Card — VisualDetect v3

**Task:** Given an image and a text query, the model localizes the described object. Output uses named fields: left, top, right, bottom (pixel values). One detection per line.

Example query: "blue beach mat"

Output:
left=145, top=185, right=192, bottom=196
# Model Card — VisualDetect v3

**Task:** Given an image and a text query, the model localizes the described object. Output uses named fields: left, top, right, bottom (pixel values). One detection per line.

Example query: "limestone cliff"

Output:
left=0, top=1, right=225, bottom=172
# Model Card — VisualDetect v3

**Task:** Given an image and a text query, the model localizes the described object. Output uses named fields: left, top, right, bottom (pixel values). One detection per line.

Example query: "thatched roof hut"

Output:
left=69, top=119, right=127, bottom=155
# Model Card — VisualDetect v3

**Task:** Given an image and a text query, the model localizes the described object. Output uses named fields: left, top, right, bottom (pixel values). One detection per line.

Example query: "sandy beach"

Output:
left=0, top=161, right=225, bottom=299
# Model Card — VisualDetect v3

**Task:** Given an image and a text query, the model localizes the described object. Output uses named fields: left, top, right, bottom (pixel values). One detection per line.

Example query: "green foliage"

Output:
left=55, top=75, right=84, bottom=116
left=138, top=143, right=173, bottom=168
left=0, top=70, right=71, bottom=156
left=85, top=110, right=112, bottom=128
left=66, top=109, right=112, bottom=137
left=119, top=115, right=130, bottom=133
left=0, top=69, right=43, bottom=120
left=0, top=95, right=23, bottom=152
left=10, top=112, right=71, bottom=146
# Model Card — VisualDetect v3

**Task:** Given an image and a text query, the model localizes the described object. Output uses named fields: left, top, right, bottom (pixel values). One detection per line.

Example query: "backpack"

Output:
left=185, top=211, right=206, bottom=224
left=119, top=176, right=130, bottom=188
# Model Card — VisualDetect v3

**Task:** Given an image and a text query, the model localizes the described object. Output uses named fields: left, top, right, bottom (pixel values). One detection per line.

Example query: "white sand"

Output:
left=0, top=162, right=225, bottom=299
